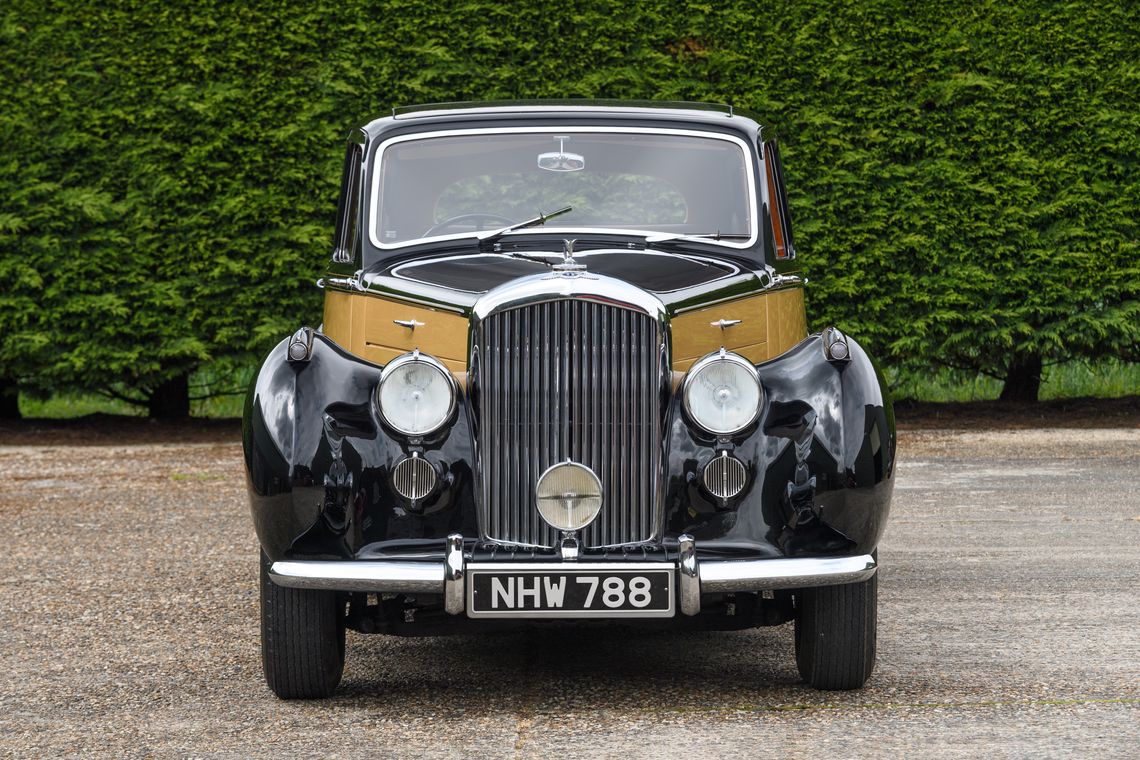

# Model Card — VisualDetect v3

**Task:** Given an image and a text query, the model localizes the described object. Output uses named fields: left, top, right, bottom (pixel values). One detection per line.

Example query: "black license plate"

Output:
left=466, top=563, right=675, bottom=618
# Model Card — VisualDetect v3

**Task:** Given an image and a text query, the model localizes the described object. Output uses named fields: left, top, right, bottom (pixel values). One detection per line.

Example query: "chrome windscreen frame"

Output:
left=469, top=273, right=671, bottom=549
left=367, top=126, right=761, bottom=252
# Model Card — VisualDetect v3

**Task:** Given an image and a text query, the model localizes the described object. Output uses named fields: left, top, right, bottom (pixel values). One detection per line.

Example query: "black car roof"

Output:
left=360, top=100, right=765, bottom=140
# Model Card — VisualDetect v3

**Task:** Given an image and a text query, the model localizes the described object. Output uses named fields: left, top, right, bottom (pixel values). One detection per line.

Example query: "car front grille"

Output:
left=476, top=298, right=662, bottom=548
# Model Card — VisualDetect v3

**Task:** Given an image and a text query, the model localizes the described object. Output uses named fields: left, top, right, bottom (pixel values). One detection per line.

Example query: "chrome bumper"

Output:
left=268, top=533, right=877, bottom=617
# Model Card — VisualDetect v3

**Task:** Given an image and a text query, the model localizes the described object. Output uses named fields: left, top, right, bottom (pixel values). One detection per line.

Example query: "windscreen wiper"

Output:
left=478, top=205, right=573, bottom=246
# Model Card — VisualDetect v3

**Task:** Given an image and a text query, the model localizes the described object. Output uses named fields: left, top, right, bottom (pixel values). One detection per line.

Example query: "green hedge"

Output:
left=1, top=0, right=1137, bottom=414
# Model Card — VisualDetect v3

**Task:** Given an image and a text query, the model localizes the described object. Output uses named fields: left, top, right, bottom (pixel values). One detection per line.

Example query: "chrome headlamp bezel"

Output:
left=682, top=350, right=764, bottom=436
left=374, top=350, right=458, bottom=437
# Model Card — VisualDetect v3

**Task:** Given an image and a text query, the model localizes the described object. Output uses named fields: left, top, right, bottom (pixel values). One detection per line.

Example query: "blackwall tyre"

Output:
left=794, top=570, right=877, bottom=690
left=260, top=552, right=346, bottom=699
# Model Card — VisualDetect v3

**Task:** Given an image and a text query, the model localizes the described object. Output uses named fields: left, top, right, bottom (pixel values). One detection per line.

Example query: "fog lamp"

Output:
left=535, top=461, right=603, bottom=532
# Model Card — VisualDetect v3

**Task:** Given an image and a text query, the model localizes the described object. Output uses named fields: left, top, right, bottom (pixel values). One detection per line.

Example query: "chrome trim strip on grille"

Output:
left=472, top=278, right=667, bottom=549
left=472, top=272, right=667, bottom=322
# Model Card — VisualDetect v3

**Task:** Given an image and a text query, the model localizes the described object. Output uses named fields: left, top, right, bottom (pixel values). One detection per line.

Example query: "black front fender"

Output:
left=664, top=333, right=895, bottom=558
left=243, top=333, right=476, bottom=562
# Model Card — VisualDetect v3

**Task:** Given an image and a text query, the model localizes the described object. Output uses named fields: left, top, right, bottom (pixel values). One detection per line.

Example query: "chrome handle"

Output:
left=317, top=272, right=366, bottom=291
left=394, top=319, right=425, bottom=330
left=710, top=319, right=742, bottom=329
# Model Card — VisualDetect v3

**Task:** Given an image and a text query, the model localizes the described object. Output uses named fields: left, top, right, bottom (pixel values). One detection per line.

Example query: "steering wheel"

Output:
left=423, top=213, right=517, bottom=238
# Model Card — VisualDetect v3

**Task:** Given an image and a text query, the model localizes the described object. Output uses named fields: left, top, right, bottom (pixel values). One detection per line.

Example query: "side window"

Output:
left=763, top=139, right=795, bottom=261
left=332, top=141, right=363, bottom=264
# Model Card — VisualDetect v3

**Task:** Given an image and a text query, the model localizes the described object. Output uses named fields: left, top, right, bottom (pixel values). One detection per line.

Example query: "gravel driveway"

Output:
left=2, top=427, right=1137, bottom=758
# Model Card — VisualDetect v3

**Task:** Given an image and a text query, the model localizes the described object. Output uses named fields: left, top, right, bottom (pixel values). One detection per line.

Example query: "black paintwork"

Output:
left=245, top=330, right=894, bottom=564
left=391, top=250, right=735, bottom=295
left=360, top=243, right=762, bottom=319
left=244, top=104, right=895, bottom=632
left=244, top=335, right=478, bottom=563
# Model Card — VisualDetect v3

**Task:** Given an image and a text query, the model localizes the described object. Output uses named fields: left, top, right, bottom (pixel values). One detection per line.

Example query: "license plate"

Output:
left=466, top=563, right=675, bottom=618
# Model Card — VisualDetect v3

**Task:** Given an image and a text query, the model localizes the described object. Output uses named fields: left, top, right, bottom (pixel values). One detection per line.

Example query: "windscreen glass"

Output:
left=371, top=130, right=753, bottom=246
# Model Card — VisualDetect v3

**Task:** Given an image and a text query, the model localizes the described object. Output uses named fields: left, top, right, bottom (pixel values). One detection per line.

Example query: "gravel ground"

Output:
left=2, top=428, right=1137, bottom=758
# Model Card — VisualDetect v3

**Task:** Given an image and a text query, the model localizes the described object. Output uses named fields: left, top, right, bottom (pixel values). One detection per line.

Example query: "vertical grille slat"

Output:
left=478, top=299, right=660, bottom=548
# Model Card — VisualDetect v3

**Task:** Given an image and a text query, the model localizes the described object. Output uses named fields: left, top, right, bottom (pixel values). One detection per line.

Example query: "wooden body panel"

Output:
left=670, top=288, right=807, bottom=371
left=323, top=286, right=806, bottom=376
left=323, top=290, right=468, bottom=372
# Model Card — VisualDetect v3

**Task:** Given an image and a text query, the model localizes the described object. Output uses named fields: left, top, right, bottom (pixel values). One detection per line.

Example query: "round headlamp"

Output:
left=682, top=350, right=764, bottom=435
left=535, top=461, right=603, bottom=532
left=375, top=351, right=457, bottom=436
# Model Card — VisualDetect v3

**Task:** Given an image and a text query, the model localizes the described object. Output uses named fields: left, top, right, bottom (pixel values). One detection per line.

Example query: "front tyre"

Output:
left=794, top=570, right=877, bottom=690
left=260, top=552, right=346, bottom=699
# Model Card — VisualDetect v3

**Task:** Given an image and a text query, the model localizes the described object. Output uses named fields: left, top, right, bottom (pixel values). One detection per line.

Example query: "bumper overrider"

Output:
left=268, top=533, right=877, bottom=618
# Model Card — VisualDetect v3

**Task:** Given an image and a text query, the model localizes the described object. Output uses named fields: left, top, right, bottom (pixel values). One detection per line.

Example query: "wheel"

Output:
left=260, top=552, right=346, bottom=699
left=794, top=570, right=877, bottom=690
left=423, top=212, right=516, bottom=237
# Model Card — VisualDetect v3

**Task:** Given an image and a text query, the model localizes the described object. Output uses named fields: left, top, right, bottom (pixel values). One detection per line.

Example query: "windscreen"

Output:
left=370, top=130, right=754, bottom=247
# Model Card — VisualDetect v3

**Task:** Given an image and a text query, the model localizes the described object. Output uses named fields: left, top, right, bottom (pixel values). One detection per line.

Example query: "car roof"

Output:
left=359, top=100, right=765, bottom=140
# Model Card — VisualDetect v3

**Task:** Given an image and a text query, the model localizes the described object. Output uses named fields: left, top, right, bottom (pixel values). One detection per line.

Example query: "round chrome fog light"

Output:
left=535, top=461, right=603, bottom=532
left=392, top=453, right=437, bottom=502
left=702, top=451, right=747, bottom=500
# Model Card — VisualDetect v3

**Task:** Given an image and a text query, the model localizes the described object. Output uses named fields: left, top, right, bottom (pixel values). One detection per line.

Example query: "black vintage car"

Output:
left=244, top=101, right=895, bottom=698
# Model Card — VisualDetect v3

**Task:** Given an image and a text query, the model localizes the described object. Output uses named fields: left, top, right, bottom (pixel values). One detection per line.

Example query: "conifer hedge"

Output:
left=1, top=0, right=1137, bottom=416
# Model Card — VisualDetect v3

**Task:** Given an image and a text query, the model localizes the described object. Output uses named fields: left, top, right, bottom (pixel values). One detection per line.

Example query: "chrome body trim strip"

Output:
left=678, top=534, right=700, bottom=616
left=444, top=533, right=465, bottom=614
left=699, top=554, right=877, bottom=592
left=471, top=271, right=668, bottom=322
left=268, top=560, right=444, bottom=593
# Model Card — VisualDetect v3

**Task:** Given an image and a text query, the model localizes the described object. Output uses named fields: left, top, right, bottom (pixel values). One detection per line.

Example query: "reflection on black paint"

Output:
left=247, top=329, right=893, bottom=563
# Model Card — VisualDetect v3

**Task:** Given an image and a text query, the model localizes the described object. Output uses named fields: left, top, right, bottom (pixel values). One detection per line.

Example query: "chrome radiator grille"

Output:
left=476, top=299, right=662, bottom=548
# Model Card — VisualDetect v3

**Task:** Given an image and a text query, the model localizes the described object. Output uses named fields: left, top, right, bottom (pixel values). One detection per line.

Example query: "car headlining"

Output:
left=244, top=101, right=896, bottom=699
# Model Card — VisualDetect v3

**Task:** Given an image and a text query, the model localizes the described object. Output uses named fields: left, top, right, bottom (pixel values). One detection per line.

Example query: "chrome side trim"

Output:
left=444, top=533, right=465, bottom=615
left=268, top=560, right=443, bottom=593
left=699, top=554, right=877, bottom=593
left=678, top=534, right=700, bottom=616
